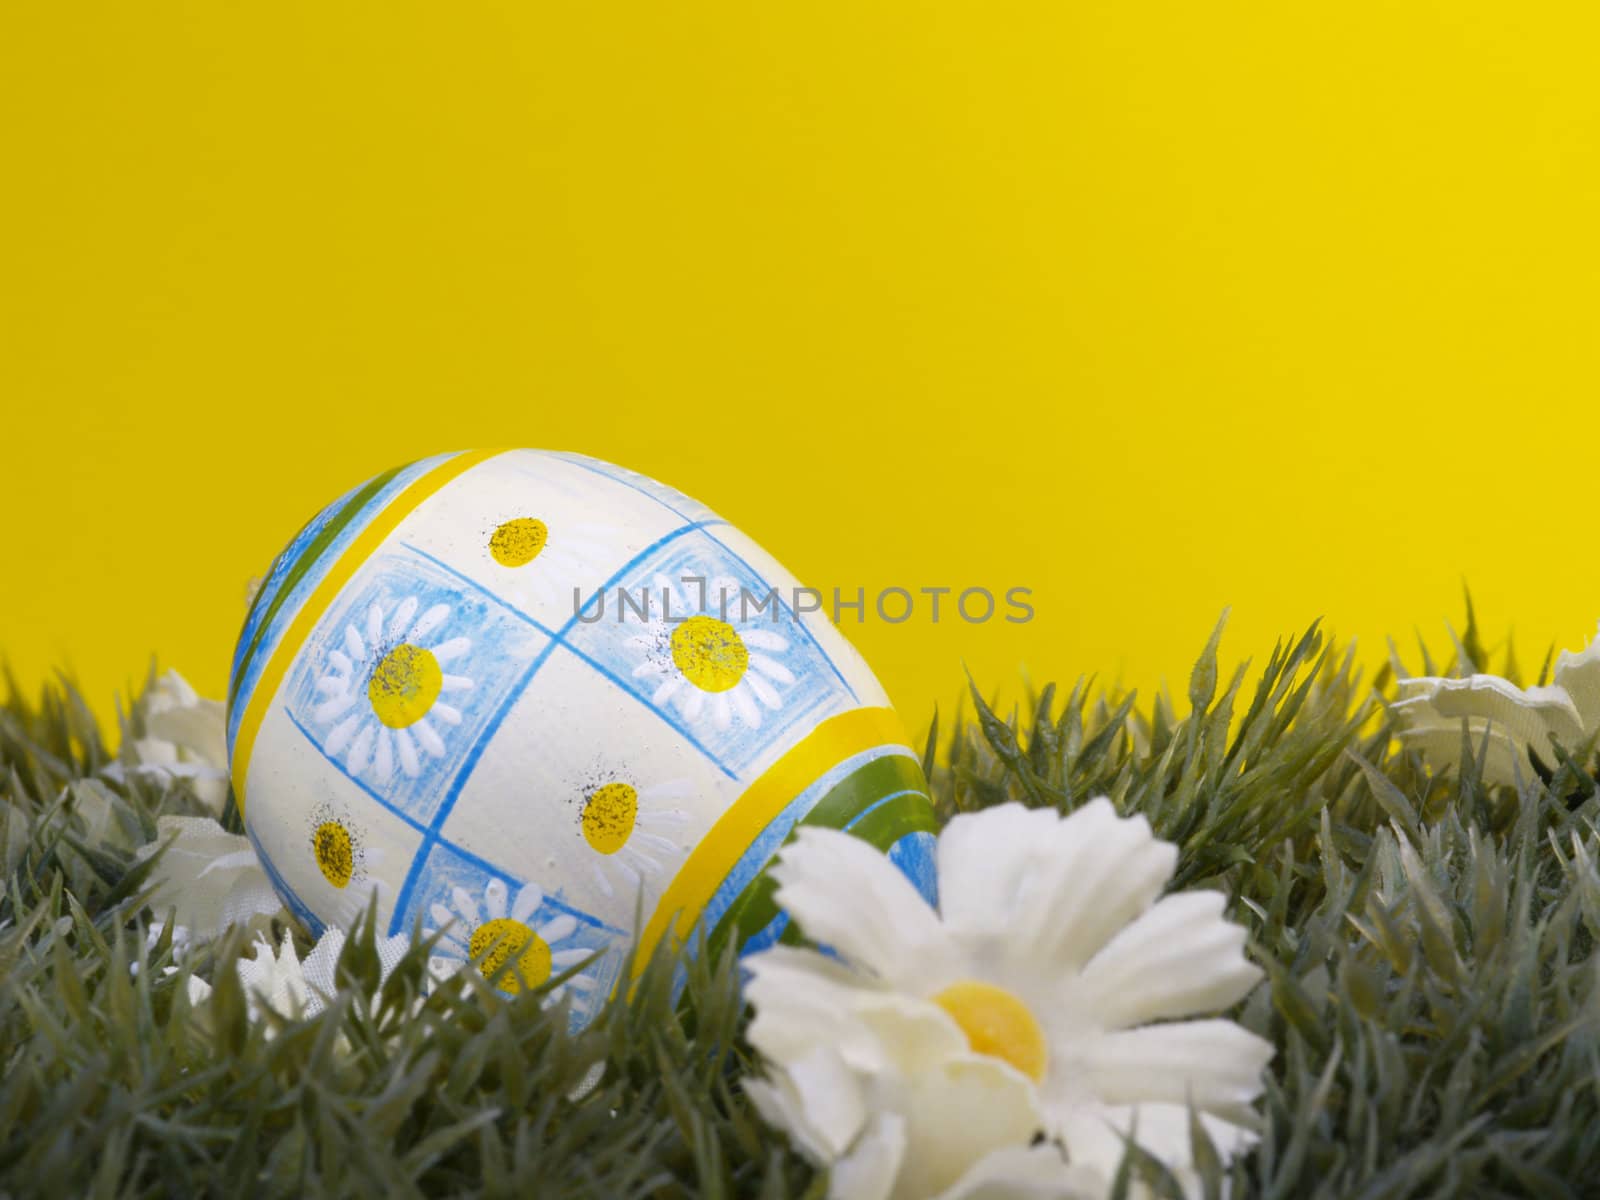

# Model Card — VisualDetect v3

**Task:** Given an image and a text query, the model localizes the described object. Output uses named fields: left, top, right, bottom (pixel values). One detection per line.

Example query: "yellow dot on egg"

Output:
left=312, top=821, right=354, bottom=889
left=931, top=980, right=1049, bottom=1082
left=489, top=517, right=549, bottom=567
left=468, top=918, right=551, bottom=993
left=581, top=782, right=638, bottom=855
left=670, top=614, right=749, bottom=693
left=367, top=643, right=442, bottom=729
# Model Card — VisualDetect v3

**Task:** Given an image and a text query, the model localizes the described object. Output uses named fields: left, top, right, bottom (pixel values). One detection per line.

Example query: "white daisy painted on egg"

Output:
left=305, top=806, right=391, bottom=929
left=577, top=776, right=692, bottom=901
left=425, top=878, right=599, bottom=1010
left=486, top=515, right=629, bottom=620
left=313, top=596, right=474, bottom=783
left=628, top=574, right=797, bottom=733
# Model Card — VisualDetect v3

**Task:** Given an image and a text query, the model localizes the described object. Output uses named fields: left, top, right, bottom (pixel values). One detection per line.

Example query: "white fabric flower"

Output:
left=106, top=670, right=231, bottom=813
left=1391, top=624, right=1600, bottom=787
left=188, top=926, right=412, bottom=1028
left=745, top=800, right=1272, bottom=1200
left=134, top=816, right=284, bottom=941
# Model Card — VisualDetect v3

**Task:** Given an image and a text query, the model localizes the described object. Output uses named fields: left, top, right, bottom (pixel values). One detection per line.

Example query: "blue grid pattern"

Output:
left=379, top=508, right=852, bottom=937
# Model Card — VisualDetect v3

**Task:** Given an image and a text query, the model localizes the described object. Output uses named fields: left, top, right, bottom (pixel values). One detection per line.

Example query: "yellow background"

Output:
left=3, top=3, right=1597, bottom=732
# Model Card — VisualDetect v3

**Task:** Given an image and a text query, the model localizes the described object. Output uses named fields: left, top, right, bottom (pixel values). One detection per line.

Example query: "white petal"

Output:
left=1391, top=707, right=1530, bottom=789
left=773, top=1047, right=868, bottom=1159
left=429, top=903, right=456, bottom=931
left=388, top=596, right=419, bottom=642
left=711, top=694, right=732, bottom=730
left=394, top=728, right=421, bottom=777
left=410, top=603, right=451, bottom=642
left=1555, top=627, right=1600, bottom=731
left=315, top=675, right=346, bottom=697
left=745, top=672, right=782, bottom=710
left=1067, top=1019, right=1274, bottom=1113
left=682, top=689, right=706, bottom=722
left=328, top=649, right=353, bottom=676
left=431, top=702, right=463, bottom=726
left=484, top=878, right=509, bottom=921
left=1055, top=1101, right=1257, bottom=1188
left=1075, top=891, right=1262, bottom=1029
left=768, top=828, right=947, bottom=986
left=894, top=1055, right=1051, bottom=1200
left=652, top=678, right=682, bottom=706
left=366, top=603, right=384, bottom=649
left=743, top=629, right=789, bottom=652
left=300, top=927, right=348, bottom=1014
left=315, top=693, right=358, bottom=726
left=731, top=687, right=762, bottom=729
left=412, top=716, right=446, bottom=757
left=345, top=723, right=376, bottom=775
left=540, top=914, right=578, bottom=943
left=452, top=886, right=480, bottom=927
left=432, top=636, right=471, bottom=664
left=512, top=882, right=544, bottom=923
left=937, top=1145, right=1102, bottom=1200
left=371, top=730, right=395, bottom=783
left=322, top=714, right=362, bottom=757
left=440, top=674, right=474, bottom=693
left=1393, top=673, right=1585, bottom=775
left=828, top=1112, right=905, bottom=1200
left=745, top=945, right=966, bottom=1072
left=344, top=624, right=366, bottom=663
left=749, top=654, right=795, bottom=686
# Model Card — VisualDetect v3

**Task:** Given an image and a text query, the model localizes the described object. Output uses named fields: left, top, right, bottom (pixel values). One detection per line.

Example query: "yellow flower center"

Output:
left=311, top=820, right=354, bottom=888
left=931, top=980, right=1048, bottom=1082
left=468, top=918, right=551, bottom=994
left=367, top=642, right=442, bottom=728
left=489, top=517, right=549, bottom=567
left=670, top=614, right=749, bottom=693
left=582, top=782, right=638, bottom=855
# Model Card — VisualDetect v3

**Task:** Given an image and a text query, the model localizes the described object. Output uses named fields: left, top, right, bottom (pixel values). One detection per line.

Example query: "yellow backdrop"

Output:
left=3, top=3, right=1597, bottom=733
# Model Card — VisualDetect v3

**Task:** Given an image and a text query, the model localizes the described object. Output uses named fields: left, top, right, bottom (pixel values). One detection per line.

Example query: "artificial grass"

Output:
left=3, top=610, right=1599, bottom=1199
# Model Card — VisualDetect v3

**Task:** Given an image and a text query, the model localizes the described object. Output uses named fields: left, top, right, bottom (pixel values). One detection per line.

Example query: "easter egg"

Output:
left=226, top=450, right=936, bottom=1023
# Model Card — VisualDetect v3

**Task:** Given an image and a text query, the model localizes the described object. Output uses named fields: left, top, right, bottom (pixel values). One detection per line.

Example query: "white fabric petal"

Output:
left=1555, top=625, right=1600, bottom=731
left=937, top=1145, right=1103, bottom=1200
left=769, top=827, right=949, bottom=985
left=1393, top=673, right=1586, bottom=783
left=1074, top=891, right=1262, bottom=1029
left=143, top=688, right=227, bottom=769
left=938, top=800, right=1177, bottom=978
left=891, top=1055, right=1048, bottom=1200
left=829, top=1112, right=906, bottom=1200
left=1067, top=1020, right=1274, bottom=1112
left=135, top=816, right=284, bottom=940
left=782, top=1047, right=869, bottom=1157
left=1055, top=1101, right=1257, bottom=1197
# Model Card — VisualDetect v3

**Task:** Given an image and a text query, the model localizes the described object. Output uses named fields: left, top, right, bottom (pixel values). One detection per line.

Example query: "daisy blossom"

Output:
left=134, top=816, right=284, bottom=942
left=745, top=800, right=1272, bottom=1199
left=627, top=573, right=797, bottom=734
left=1390, top=623, right=1600, bottom=787
left=424, top=878, right=599, bottom=1015
left=187, top=926, right=413, bottom=1033
left=107, top=670, right=230, bottom=813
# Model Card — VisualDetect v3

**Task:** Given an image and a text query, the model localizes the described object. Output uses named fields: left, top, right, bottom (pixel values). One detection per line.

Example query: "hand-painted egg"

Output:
left=226, top=450, right=936, bottom=1024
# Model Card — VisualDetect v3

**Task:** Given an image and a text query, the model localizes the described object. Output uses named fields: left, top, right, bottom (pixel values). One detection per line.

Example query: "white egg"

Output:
left=226, top=449, right=935, bottom=1024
